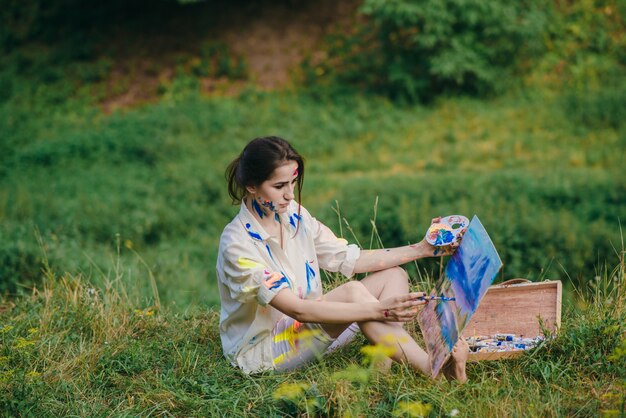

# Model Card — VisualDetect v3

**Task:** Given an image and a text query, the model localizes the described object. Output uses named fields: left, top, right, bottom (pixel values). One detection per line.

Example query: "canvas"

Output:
left=417, top=215, right=503, bottom=377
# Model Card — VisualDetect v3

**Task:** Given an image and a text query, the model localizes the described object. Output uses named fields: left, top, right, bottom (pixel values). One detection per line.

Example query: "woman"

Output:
left=216, top=136, right=468, bottom=380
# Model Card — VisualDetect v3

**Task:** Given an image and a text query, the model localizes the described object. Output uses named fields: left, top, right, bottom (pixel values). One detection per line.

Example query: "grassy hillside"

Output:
left=0, top=258, right=624, bottom=416
left=1, top=88, right=624, bottom=309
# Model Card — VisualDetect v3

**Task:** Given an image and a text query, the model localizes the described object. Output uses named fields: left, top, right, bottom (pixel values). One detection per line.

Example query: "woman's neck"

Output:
left=245, top=197, right=281, bottom=229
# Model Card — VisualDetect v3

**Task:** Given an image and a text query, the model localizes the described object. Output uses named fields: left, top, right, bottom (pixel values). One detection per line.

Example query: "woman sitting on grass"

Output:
left=216, top=136, right=468, bottom=381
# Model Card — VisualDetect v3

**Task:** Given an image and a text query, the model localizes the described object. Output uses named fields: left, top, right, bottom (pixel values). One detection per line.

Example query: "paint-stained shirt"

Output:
left=217, top=200, right=361, bottom=374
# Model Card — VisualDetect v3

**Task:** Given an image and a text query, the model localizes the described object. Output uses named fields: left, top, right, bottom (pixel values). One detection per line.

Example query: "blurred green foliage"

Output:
left=1, top=85, right=624, bottom=306
left=309, top=0, right=549, bottom=101
left=543, top=1, right=626, bottom=130
left=323, top=171, right=624, bottom=281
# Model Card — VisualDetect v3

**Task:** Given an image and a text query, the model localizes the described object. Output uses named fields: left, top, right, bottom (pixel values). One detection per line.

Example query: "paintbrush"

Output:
left=417, top=296, right=456, bottom=301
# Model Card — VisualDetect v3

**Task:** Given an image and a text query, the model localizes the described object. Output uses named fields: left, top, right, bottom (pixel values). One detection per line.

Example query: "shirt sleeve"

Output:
left=221, top=243, right=290, bottom=306
left=300, top=207, right=361, bottom=278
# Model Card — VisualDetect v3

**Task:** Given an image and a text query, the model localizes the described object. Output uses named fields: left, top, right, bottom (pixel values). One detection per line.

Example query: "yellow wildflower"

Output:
left=360, top=343, right=396, bottom=364
left=26, top=371, right=41, bottom=379
left=381, top=334, right=409, bottom=345
left=392, top=400, right=433, bottom=417
left=0, top=370, right=15, bottom=383
left=134, top=308, right=156, bottom=317
left=272, top=382, right=309, bottom=402
left=331, top=364, right=370, bottom=384
left=0, top=325, right=14, bottom=334
left=13, top=337, right=35, bottom=349
left=124, top=239, right=133, bottom=249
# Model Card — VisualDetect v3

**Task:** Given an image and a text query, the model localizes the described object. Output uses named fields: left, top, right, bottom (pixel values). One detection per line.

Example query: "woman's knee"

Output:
left=343, top=280, right=377, bottom=303
left=385, top=266, right=409, bottom=286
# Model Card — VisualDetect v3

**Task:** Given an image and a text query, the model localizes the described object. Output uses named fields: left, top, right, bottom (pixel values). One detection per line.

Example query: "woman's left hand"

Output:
left=425, top=217, right=467, bottom=257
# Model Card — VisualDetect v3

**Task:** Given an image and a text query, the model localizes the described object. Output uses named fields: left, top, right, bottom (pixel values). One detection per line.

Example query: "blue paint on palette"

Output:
left=305, top=261, right=316, bottom=294
left=435, top=230, right=454, bottom=245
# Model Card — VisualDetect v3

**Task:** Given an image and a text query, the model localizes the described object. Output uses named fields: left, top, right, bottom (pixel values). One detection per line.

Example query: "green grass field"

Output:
left=0, top=254, right=624, bottom=416
left=2, top=89, right=625, bottom=309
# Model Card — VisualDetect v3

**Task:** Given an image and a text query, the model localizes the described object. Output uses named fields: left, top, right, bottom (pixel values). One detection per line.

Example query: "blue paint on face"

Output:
left=305, top=261, right=316, bottom=295
left=261, top=200, right=276, bottom=213
left=252, top=199, right=264, bottom=219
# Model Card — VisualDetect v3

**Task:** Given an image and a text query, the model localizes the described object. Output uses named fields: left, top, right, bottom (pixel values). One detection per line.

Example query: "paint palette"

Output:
left=424, top=215, right=469, bottom=246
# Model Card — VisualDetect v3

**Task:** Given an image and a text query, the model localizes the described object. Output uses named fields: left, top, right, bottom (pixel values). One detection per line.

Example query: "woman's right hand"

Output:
left=379, top=292, right=427, bottom=322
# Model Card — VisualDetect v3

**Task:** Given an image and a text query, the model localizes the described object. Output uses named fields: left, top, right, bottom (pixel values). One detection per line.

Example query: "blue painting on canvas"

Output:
left=417, top=215, right=502, bottom=376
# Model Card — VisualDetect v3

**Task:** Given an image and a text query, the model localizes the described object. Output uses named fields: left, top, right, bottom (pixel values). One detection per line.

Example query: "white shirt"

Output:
left=216, top=200, right=361, bottom=374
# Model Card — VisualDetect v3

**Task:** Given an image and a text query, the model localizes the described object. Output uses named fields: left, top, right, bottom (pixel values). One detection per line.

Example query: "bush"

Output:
left=532, top=0, right=626, bottom=128
left=314, top=0, right=549, bottom=102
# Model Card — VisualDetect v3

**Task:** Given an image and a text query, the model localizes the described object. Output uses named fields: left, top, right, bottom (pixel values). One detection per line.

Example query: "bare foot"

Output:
left=442, top=338, right=469, bottom=383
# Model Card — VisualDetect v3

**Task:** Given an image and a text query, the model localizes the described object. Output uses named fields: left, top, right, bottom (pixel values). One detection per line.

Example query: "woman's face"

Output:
left=247, top=160, right=299, bottom=216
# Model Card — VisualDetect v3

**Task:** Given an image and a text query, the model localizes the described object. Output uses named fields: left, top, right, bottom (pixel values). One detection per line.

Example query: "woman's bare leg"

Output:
left=321, top=268, right=431, bottom=376
left=360, top=267, right=468, bottom=382
left=442, top=338, right=469, bottom=383
left=358, top=267, right=410, bottom=370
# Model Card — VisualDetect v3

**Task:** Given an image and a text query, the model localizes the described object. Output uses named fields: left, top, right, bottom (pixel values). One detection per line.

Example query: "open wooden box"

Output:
left=465, top=279, right=562, bottom=361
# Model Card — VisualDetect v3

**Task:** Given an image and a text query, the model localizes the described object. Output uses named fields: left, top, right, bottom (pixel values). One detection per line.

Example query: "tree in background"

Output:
left=315, top=0, right=548, bottom=102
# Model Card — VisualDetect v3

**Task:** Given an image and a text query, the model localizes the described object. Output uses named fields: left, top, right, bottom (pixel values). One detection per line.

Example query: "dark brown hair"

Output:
left=226, top=136, right=305, bottom=206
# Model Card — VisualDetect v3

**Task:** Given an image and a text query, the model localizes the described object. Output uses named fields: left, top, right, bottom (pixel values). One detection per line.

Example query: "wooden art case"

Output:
left=465, top=279, right=562, bottom=362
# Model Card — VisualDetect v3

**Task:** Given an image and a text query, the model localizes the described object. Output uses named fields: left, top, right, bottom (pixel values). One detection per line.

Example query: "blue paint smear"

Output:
left=435, top=230, right=454, bottom=245
left=247, top=230, right=263, bottom=241
left=262, top=200, right=276, bottom=212
left=305, top=261, right=316, bottom=295
left=288, top=213, right=302, bottom=230
left=245, top=223, right=263, bottom=241
left=269, top=273, right=290, bottom=290
left=252, top=199, right=264, bottom=218
left=436, top=301, right=458, bottom=350
left=445, top=216, right=502, bottom=329
left=265, top=244, right=275, bottom=262
left=268, top=271, right=291, bottom=290
left=274, top=213, right=280, bottom=222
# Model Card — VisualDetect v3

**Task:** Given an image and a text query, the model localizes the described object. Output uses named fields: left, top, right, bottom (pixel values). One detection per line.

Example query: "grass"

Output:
left=0, top=249, right=623, bottom=416
left=1, top=88, right=624, bottom=309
